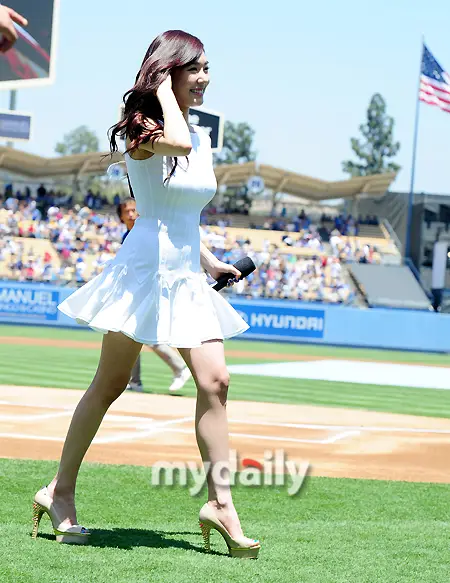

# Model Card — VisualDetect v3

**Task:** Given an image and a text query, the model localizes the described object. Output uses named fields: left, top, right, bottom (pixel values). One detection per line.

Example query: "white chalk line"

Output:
left=325, top=430, right=362, bottom=444
left=165, top=428, right=324, bottom=444
left=0, top=416, right=359, bottom=445
left=104, top=414, right=155, bottom=425
left=0, top=433, right=64, bottom=442
left=145, top=427, right=362, bottom=445
left=0, top=402, right=449, bottom=446
left=1, top=401, right=449, bottom=436
left=0, top=416, right=194, bottom=445
left=0, top=411, right=73, bottom=422
left=0, top=430, right=359, bottom=446
left=92, top=416, right=195, bottom=445
left=0, top=401, right=155, bottom=425
left=227, top=418, right=450, bottom=435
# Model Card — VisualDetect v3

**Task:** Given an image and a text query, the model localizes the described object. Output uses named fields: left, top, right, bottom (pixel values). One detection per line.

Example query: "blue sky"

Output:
left=1, top=0, right=450, bottom=194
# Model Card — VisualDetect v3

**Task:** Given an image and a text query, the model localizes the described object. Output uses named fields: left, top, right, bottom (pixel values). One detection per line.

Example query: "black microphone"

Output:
left=212, top=257, right=256, bottom=291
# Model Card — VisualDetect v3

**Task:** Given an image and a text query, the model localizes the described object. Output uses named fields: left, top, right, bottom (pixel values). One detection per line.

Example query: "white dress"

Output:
left=58, top=126, right=249, bottom=347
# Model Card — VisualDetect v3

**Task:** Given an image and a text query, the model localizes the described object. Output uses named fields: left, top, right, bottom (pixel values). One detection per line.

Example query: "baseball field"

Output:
left=0, top=323, right=449, bottom=582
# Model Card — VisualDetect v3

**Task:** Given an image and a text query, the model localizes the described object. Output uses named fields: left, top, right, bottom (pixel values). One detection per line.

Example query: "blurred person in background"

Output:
left=117, top=196, right=192, bottom=393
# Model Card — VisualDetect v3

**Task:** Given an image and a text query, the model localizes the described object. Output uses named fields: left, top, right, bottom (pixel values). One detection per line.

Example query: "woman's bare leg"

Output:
left=178, top=340, right=255, bottom=544
left=45, top=331, right=143, bottom=528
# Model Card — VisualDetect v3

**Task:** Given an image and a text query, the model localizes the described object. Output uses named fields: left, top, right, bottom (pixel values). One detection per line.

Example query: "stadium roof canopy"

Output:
left=0, top=146, right=123, bottom=181
left=0, top=146, right=397, bottom=201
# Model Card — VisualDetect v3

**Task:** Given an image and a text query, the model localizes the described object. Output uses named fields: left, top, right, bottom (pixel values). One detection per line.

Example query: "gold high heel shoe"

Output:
left=199, top=503, right=260, bottom=559
left=32, top=486, right=91, bottom=544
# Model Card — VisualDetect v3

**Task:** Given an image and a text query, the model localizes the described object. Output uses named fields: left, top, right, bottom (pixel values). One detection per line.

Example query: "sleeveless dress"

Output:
left=57, top=126, right=249, bottom=347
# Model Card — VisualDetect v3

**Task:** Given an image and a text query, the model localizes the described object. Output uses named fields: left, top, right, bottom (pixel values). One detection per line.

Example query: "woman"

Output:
left=32, top=30, right=260, bottom=559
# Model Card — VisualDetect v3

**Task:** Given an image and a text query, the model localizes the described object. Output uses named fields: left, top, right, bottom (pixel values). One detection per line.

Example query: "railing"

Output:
left=404, top=257, right=433, bottom=300
left=381, top=218, right=403, bottom=254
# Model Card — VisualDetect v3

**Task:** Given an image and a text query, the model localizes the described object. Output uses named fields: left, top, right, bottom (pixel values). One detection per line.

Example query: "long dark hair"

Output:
left=108, top=30, right=204, bottom=189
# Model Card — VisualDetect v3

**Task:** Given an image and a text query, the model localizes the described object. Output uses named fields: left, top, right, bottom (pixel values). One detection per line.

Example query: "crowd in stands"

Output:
left=1, top=183, right=110, bottom=216
left=202, top=205, right=379, bottom=235
left=200, top=226, right=364, bottom=303
left=235, top=256, right=354, bottom=303
left=0, top=188, right=124, bottom=286
left=204, top=203, right=250, bottom=216
left=251, top=211, right=373, bottom=236
left=1, top=187, right=384, bottom=304
left=200, top=208, right=382, bottom=267
left=1, top=237, right=54, bottom=283
left=280, top=227, right=381, bottom=265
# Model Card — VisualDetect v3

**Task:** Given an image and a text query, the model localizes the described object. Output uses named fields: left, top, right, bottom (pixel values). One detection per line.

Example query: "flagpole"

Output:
left=405, top=38, right=425, bottom=261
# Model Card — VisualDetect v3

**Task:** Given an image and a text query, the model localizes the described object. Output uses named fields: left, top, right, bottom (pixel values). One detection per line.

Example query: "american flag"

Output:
left=419, top=44, right=450, bottom=113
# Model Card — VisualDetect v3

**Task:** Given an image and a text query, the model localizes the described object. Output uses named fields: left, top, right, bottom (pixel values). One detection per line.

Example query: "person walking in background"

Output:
left=117, top=197, right=192, bottom=393
left=0, top=3, right=27, bottom=53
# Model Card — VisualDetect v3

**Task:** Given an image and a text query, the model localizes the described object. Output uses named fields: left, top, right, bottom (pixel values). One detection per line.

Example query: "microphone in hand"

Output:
left=212, top=257, right=256, bottom=292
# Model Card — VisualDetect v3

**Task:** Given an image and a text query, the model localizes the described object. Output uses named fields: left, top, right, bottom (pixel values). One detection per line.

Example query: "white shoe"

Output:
left=126, top=382, right=144, bottom=392
left=169, top=367, right=191, bottom=393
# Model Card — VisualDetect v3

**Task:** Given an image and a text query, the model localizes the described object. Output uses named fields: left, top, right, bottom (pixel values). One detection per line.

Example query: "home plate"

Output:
left=227, top=360, right=450, bottom=390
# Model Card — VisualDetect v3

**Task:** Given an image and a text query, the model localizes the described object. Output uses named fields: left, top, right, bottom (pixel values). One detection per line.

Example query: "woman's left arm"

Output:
left=200, top=241, right=241, bottom=283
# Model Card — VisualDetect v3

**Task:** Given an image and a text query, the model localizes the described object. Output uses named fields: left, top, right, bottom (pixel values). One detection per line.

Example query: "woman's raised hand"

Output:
left=156, top=74, right=173, bottom=98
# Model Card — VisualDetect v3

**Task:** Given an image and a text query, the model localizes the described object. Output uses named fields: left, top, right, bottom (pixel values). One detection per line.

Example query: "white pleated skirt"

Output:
left=58, top=257, right=249, bottom=348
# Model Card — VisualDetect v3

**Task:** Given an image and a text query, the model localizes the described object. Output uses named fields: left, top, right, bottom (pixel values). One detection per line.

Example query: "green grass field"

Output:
left=1, top=324, right=450, bottom=582
left=1, top=459, right=449, bottom=583
left=1, top=324, right=450, bottom=417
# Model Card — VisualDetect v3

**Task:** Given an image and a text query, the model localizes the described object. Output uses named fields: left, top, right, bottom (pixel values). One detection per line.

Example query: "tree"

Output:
left=212, top=121, right=257, bottom=213
left=342, top=93, right=401, bottom=177
left=55, top=125, right=100, bottom=156
left=214, top=121, right=256, bottom=166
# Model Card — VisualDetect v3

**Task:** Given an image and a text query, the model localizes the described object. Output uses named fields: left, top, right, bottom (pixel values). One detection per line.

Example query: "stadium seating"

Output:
left=203, top=224, right=400, bottom=261
left=1, top=194, right=411, bottom=307
left=0, top=237, right=60, bottom=280
left=204, top=213, right=386, bottom=239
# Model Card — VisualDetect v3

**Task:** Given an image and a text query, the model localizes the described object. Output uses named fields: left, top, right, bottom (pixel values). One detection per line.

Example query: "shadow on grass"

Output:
left=34, top=528, right=226, bottom=556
